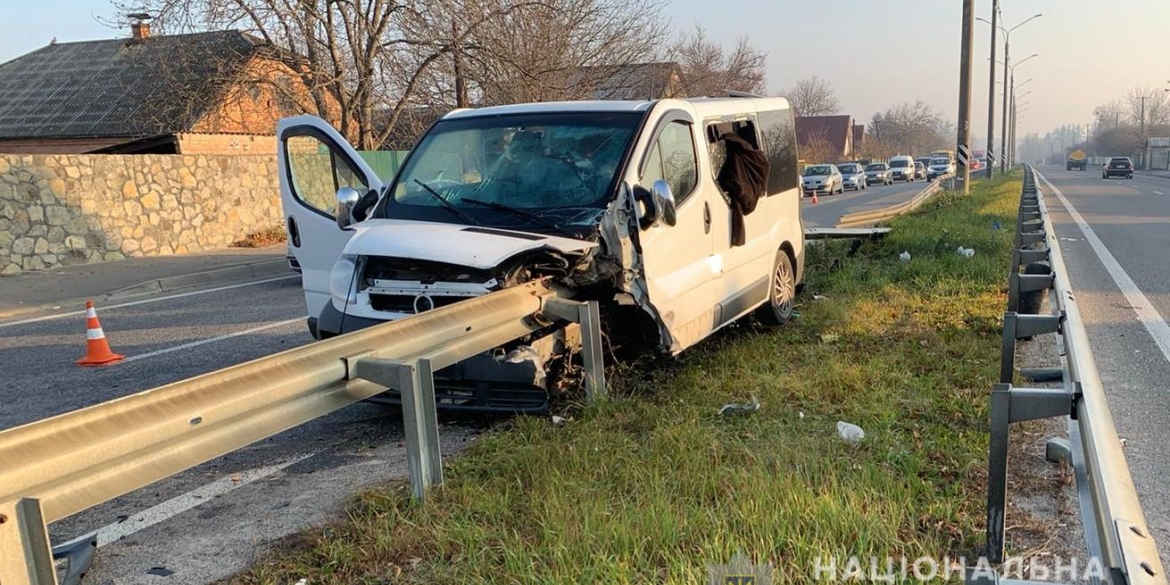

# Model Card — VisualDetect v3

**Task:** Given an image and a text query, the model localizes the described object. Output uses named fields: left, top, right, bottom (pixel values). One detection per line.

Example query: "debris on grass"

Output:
left=836, top=421, right=865, bottom=444
left=717, top=395, right=761, bottom=416
left=899, top=250, right=911, bottom=261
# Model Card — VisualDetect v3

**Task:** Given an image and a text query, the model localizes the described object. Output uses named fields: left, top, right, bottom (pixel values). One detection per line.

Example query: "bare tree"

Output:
left=868, top=101, right=950, bottom=156
left=668, top=26, right=767, bottom=97
left=1124, top=86, right=1170, bottom=131
left=114, top=0, right=665, bottom=149
left=783, top=76, right=840, bottom=118
left=1093, top=100, right=1127, bottom=132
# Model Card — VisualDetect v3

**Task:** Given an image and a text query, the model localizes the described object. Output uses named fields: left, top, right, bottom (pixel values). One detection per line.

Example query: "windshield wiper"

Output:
left=461, top=197, right=564, bottom=234
left=413, top=179, right=480, bottom=226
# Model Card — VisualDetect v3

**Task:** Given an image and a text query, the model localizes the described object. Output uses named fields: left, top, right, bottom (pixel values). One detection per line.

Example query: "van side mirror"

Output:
left=649, top=179, right=677, bottom=227
left=335, top=186, right=362, bottom=229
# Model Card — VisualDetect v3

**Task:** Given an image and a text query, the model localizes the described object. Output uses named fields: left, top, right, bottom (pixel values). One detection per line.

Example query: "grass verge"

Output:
left=240, top=172, right=1024, bottom=584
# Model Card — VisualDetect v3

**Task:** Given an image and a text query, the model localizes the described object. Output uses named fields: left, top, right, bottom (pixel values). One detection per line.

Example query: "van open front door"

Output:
left=277, top=116, right=384, bottom=334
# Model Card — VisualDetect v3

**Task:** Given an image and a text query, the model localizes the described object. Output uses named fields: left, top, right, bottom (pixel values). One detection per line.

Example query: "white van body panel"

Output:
left=342, top=219, right=596, bottom=269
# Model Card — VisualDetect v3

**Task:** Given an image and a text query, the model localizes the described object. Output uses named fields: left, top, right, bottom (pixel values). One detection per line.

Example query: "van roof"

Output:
left=441, top=96, right=792, bottom=121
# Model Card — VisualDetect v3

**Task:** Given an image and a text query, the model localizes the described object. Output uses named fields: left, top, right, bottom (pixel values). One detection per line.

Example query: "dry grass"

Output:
left=231, top=224, right=287, bottom=248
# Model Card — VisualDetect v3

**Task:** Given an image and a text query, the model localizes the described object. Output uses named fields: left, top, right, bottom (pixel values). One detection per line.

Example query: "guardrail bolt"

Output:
left=1141, top=561, right=1157, bottom=577
left=0, top=513, right=7, bottom=524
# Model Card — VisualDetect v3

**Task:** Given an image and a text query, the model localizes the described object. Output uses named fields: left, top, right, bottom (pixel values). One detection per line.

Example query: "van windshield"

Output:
left=378, top=111, right=643, bottom=236
left=890, top=159, right=910, bottom=168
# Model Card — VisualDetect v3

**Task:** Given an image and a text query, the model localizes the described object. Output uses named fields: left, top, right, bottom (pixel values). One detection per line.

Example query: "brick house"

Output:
left=0, top=23, right=331, bottom=155
left=794, top=115, right=857, bottom=162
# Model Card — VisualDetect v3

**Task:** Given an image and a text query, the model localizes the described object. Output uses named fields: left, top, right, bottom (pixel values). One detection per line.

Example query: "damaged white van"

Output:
left=279, top=97, right=804, bottom=411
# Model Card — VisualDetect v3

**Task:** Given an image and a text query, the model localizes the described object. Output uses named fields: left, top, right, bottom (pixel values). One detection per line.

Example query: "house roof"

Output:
left=795, top=115, right=854, bottom=157
left=568, top=62, right=685, bottom=101
left=0, top=30, right=270, bottom=140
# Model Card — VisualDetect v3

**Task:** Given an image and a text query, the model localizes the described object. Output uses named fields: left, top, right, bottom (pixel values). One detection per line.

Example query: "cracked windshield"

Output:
left=385, top=112, right=641, bottom=234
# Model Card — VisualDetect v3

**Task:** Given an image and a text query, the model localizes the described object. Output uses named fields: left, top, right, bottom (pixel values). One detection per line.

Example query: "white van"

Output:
left=278, top=97, right=805, bottom=410
left=888, top=155, right=917, bottom=182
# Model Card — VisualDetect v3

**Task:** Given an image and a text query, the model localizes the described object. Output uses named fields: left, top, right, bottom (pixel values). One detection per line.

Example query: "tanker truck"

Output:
left=1067, top=149, right=1087, bottom=171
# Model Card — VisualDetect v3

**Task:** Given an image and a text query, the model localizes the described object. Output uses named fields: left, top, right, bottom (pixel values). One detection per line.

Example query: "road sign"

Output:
left=958, top=144, right=970, bottom=165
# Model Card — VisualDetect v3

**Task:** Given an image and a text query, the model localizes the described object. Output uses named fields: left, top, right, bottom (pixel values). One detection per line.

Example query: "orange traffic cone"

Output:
left=78, top=300, right=123, bottom=366
left=811, top=191, right=819, bottom=204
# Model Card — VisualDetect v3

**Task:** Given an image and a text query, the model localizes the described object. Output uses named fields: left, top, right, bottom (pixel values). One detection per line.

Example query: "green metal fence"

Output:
left=357, top=150, right=410, bottom=181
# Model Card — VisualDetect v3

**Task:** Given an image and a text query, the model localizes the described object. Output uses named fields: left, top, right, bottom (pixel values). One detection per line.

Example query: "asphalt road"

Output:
left=0, top=275, right=482, bottom=584
left=1033, top=166, right=1170, bottom=564
left=800, top=178, right=927, bottom=227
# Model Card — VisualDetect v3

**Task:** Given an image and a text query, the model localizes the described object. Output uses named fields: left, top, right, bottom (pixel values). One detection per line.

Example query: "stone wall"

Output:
left=0, top=153, right=282, bottom=275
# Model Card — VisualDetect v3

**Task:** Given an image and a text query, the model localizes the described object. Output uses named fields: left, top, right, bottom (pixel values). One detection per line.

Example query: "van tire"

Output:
left=756, top=249, right=795, bottom=327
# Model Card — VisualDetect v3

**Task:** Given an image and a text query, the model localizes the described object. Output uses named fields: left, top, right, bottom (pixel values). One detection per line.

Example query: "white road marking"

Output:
left=123, top=318, right=306, bottom=363
left=0, top=275, right=299, bottom=329
left=1154, top=191, right=1164, bottom=195
left=1038, top=172, right=1170, bottom=366
left=58, top=454, right=314, bottom=549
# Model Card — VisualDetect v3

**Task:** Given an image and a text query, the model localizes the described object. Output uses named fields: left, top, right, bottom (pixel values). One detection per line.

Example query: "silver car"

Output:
left=802, top=164, right=843, bottom=196
left=864, top=162, right=892, bottom=186
left=837, top=163, right=867, bottom=191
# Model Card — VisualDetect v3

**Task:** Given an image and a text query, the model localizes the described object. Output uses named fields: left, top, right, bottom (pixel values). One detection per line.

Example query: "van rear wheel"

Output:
left=756, top=249, right=795, bottom=327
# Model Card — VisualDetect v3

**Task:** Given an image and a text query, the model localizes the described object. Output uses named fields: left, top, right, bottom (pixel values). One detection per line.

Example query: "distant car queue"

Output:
left=800, top=152, right=956, bottom=197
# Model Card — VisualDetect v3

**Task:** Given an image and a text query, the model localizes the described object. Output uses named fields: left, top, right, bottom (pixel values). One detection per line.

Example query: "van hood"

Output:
left=342, top=219, right=597, bottom=268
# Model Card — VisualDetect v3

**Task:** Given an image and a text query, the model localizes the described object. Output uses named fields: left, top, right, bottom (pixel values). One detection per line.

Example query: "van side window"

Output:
left=757, top=109, right=800, bottom=195
left=643, top=121, right=698, bottom=204
left=705, top=119, right=761, bottom=203
left=285, top=134, right=370, bottom=217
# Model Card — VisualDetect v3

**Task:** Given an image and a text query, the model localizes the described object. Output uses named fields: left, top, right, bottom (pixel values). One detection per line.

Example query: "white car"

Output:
left=888, top=155, right=916, bottom=182
left=837, top=163, right=867, bottom=191
left=926, top=157, right=954, bottom=180
left=278, top=98, right=805, bottom=410
left=802, top=164, right=843, bottom=195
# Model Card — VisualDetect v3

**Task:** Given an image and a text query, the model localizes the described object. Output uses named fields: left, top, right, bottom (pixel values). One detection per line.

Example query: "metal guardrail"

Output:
left=834, top=176, right=950, bottom=228
left=803, top=227, right=892, bottom=240
left=974, top=166, right=1165, bottom=585
left=0, top=280, right=605, bottom=585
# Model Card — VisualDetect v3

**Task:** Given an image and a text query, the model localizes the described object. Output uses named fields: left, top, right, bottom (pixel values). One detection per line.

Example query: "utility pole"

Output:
left=956, top=0, right=974, bottom=193
left=986, top=0, right=999, bottom=178
left=1006, top=72, right=1015, bottom=168
left=1000, top=38, right=1011, bottom=174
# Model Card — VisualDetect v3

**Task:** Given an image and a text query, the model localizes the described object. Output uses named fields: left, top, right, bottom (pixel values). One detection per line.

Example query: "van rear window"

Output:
left=756, top=109, right=799, bottom=195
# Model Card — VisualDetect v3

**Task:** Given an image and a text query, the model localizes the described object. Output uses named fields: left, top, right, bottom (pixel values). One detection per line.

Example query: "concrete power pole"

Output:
left=956, top=0, right=975, bottom=193
left=986, top=0, right=999, bottom=178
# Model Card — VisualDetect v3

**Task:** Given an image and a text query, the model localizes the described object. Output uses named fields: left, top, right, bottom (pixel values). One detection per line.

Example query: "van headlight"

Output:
left=330, top=255, right=359, bottom=304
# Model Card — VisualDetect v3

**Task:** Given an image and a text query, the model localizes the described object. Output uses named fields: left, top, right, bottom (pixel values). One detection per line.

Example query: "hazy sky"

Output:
left=3, top=0, right=1169, bottom=146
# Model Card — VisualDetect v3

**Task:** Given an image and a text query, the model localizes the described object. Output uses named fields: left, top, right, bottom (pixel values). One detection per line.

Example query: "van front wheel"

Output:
left=756, top=249, right=795, bottom=327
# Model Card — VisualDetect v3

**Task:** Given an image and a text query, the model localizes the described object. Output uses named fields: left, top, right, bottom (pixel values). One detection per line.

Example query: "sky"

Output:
left=3, top=0, right=1169, bottom=147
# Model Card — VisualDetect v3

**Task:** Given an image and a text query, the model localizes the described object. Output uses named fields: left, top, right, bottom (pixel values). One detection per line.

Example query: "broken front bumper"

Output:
left=312, top=302, right=569, bottom=413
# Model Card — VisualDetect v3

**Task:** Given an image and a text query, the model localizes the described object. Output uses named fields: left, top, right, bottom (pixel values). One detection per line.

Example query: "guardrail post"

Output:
left=578, top=301, right=607, bottom=401
left=542, top=298, right=607, bottom=401
left=352, top=358, right=443, bottom=500
left=986, top=384, right=1011, bottom=564
left=400, top=359, right=443, bottom=499
left=0, top=498, right=58, bottom=585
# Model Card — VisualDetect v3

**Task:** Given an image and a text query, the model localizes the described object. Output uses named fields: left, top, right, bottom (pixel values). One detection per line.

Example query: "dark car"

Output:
left=1103, top=157, right=1134, bottom=179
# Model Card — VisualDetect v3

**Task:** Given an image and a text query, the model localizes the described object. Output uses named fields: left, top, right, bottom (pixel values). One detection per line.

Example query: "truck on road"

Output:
left=1067, top=149, right=1087, bottom=171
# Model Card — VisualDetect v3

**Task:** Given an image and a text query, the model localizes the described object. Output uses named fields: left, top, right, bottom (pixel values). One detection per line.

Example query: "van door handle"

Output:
left=287, top=216, right=301, bottom=247
left=703, top=202, right=711, bottom=234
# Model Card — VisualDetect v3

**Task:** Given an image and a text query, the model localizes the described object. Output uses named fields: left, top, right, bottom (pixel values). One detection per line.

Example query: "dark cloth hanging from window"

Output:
left=716, top=132, right=770, bottom=246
